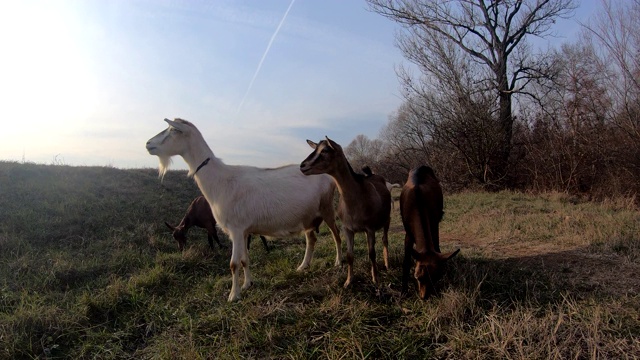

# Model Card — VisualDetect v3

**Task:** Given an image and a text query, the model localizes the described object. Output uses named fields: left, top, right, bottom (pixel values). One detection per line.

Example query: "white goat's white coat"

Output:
left=146, top=118, right=342, bottom=302
left=385, top=182, right=401, bottom=191
left=386, top=182, right=401, bottom=210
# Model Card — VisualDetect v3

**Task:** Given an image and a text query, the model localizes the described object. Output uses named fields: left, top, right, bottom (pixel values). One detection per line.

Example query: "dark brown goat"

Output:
left=301, top=138, right=391, bottom=288
left=165, top=196, right=268, bottom=252
left=400, top=166, right=459, bottom=299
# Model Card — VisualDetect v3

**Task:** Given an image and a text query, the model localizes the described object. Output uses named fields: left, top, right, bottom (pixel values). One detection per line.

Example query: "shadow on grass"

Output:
left=444, top=246, right=640, bottom=309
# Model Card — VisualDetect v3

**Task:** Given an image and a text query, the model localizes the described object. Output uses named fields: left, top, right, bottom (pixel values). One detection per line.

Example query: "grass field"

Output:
left=1, top=160, right=639, bottom=359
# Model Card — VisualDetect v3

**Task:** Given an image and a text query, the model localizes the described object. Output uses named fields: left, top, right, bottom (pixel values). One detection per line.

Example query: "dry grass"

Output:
left=0, top=161, right=638, bottom=359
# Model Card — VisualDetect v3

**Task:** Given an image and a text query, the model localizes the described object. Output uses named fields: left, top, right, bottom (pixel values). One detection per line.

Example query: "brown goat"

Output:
left=362, top=165, right=400, bottom=209
left=165, top=196, right=268, bottom=252
left=300, top=137, right=391, bottom=288
left=400, top=166, right=459, bottom=299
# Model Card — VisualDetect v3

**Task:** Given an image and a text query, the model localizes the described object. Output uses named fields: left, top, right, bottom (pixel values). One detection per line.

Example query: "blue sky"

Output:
left=0, top=0, right=596, bottom=169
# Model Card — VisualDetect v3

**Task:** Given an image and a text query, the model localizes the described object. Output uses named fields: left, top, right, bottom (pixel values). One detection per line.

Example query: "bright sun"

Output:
left=0, top=1, right=98, bottom=157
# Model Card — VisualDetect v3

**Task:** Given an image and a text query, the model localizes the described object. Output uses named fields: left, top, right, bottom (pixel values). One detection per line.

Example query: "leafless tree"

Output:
left=519, top=42, right=612, bottom=194
left=367, top=0, right=576, bottom=187
left=578, top=0, right=640, bottom=197
left=379, top=103, right=432, bottom=169
left=516, top=0, right=640, bottom=199
left=343, top=134, right=385, bottom=174
left=582, top=0, right=640, bottom=145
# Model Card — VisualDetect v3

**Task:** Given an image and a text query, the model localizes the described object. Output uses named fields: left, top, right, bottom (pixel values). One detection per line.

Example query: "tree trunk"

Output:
left=494, top=58, right=513, bottom=188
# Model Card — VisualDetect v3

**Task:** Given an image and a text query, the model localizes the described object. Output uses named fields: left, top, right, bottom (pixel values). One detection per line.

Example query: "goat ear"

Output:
left=306, top=139, right=318, bottom=149
left=439, top=248, right=460, bottom=261
left=164, top=222, right=175, bottom=231
left=324, top=136, right=336, bottom=150
left=164, top=118, right=188, bottom=133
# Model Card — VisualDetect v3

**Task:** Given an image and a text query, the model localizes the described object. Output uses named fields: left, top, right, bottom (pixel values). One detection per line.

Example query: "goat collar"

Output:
left=194, top=157, right=210, bottom=175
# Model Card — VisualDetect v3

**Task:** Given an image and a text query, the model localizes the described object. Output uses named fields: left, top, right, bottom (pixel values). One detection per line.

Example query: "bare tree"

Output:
left=378, top=93, right=497, bottom=188
left=519, top=42, right=612, bottom=194
left=583, top=0, right=640, bottom=145
left=578, top=0, right=640, bottom=197
left=515, top=0, right=640, bottom=199
left=368, top=0, right=576, bottom=187
left=344, top=134, right=385, bottom=174
left=379, top=103, right=432, bottom=169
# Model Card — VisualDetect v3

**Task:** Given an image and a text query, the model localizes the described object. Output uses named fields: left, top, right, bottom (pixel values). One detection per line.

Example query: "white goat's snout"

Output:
left=145, top=139, right=157, bottom=154
left=146, top=129, right=167, bottom=155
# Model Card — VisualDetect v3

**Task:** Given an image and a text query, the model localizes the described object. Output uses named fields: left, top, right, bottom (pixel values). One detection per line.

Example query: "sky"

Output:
left=0, top=0, right=597, bottom=170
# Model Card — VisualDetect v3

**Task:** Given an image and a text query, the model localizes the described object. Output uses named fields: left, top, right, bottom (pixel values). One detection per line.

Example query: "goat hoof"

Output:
left=227, top=293, right=241, bottom=302
left=343, top=280, right=352, bottom=288
left=296, top=264, right=309, bottom=272
left=241, top=281, right=252, bottom=291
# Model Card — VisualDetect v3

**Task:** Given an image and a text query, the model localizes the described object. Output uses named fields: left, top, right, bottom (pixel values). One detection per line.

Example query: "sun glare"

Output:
left=0, top=1, right=99, bottom=158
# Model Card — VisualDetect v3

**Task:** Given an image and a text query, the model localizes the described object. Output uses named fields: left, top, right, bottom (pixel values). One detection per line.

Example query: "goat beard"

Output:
left=158, top=156, right=172, bottom=180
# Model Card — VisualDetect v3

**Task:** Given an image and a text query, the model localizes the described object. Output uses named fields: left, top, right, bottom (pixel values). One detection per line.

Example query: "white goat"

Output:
left=386, top=182, right=401, bottom=191
left=146, top=118, right=342, bottom=302
left=386, top=182, right=401, bottom=210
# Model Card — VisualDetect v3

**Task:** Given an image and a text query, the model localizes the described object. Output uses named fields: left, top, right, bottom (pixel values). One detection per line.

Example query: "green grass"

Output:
left=0, top=161, right=639, bottom=359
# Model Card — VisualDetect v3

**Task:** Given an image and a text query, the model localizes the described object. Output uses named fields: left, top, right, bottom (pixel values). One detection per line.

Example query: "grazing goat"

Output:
left=146, top=119, right=342, bottom=302
left=400, top=165, right=460, bottom=299
left=165, top=195, right=269, bottom=252
left=300, top=137, right=391, bottom=288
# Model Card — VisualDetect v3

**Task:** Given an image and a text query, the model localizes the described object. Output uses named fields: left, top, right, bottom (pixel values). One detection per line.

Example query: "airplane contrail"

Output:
left=236, top=0, right=296, bottom=115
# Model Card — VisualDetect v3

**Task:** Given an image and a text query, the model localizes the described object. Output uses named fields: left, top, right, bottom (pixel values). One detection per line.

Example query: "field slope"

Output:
left=0, top=161, right=638, bottom=359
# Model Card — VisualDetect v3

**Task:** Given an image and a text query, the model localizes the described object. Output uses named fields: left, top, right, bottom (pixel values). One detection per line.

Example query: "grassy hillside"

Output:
left=0, top=161, right=638, bottom=359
